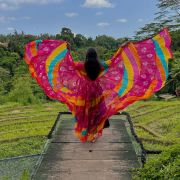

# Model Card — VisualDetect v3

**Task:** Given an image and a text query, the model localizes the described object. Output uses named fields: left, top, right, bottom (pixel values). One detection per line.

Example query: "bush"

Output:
left=0, top=95, right=8, bottom=105
left=133, top=144, right=180, bottom=180
left=8, top=76, right=38, bottom=105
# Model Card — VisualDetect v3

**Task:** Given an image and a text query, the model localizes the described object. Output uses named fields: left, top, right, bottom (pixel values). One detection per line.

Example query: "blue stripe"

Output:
left=48, top=48, right=68, bottom=86
left=81, top=129, right=87, bottom=136
left=118, top=68, right=128, bottom=96
left=100, top=61, right=108, bottom=70
left=153, top=39, right=168, bottom=79
left=36, top=39, right=42, bottom=43
left=35, top=40, right=42, bottom=49
left=100, top=61, right=109, bottom=75
left=72, top=116, right=77, bottom=122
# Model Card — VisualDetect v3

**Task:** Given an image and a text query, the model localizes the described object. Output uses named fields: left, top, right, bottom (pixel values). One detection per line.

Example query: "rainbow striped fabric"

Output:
left=24, top=28, right=173, bottom=142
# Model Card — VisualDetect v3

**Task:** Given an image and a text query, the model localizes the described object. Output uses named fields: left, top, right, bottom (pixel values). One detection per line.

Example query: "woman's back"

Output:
left=84, top=48, right=101, bottom=80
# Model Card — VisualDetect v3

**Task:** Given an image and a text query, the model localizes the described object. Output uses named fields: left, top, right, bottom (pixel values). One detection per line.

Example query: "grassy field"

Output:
left=125, top=99, right=180, bottom=179
left=125, top=100, right=180, bottom=151
left=0, top=102, right=68, bottom=159
left=0, top=99, right=179, bottom=179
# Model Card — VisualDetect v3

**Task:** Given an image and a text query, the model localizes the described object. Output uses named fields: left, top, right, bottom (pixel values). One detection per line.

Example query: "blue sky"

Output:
left=0, top=0, right=157, bottom=38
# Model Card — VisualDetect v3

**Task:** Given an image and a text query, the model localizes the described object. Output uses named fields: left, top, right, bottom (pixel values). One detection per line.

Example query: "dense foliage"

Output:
left=126, top=100, right=180, bottom=180
left=0, top=0, right=179, bottom=106
left=0, top=27, right=129, bottom=105
left=0, top=27, right=179, bottom=105
left=133, top=145, right=180, bottom=180
left=135, top=0, right=180, bottom=39
left=0, top=0, right=179, bottom=179
left=0, top=100, right=179, bottom=179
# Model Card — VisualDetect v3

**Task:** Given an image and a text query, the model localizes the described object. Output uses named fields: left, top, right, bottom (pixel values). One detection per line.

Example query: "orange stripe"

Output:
left=128, top=43, right=141, bottom=70
left=52, top=61, right=61, bottom=89
left=112, top=47, right=122, bottom=58
left=155, top=56, right=166, bottom=86
left=30, top=43, right=37, bottom=56
left=114, top=79, right=123, bottom=92
left=115, top=80, right=157, bottom=111
left=29, top=65, right=37, bottom=78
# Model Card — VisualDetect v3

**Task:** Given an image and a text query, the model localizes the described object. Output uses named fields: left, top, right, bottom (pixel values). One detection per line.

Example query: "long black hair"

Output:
left=84, top=48, right=101, bottom=80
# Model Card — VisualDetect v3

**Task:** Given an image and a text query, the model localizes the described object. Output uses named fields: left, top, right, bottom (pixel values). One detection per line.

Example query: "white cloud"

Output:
left=7, top=27, right=15, bottom=31
left=117, top=18, right=127, bottom=23
left=64, top=13, right=78, bottom=18
left=0, top=16, right=31, bottom=23
left=0, top=16, right=16, bottom=23
left=96, top=12, right=103, bottom=16
left=0, top=0, right=64, bottom=10
left=138, top=18, right=143, bottom=22
left=97, top=22, right=109, bottom=27
left=21, top=16, right=31, bottom=20
left=0, top=2, right=11, bottom=10
left=72, top=31, right=77, bottom=36
left=83, top=0, right=114, bottom=8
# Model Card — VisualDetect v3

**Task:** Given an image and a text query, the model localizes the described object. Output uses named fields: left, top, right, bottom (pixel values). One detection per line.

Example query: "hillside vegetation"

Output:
left=126, top=100, right=180, bottom=179
left=0, top=28, right=180, bottom=106
left=0, top=100, right=179, bottom=179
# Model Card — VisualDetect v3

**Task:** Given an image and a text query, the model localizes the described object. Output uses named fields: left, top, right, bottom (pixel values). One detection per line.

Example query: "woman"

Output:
left=24, top=28, right=172, bottom=142
left=84, top=48, right=110, bottom=129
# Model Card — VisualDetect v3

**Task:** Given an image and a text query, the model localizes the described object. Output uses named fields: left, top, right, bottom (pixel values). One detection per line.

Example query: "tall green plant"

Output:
left=133, top=145, right=180, bottom=180
left=8, top=76, right=38, bottom=105
left=168, top=52, right=180, bottom=95
left=135, top=0, right=180, bottom=39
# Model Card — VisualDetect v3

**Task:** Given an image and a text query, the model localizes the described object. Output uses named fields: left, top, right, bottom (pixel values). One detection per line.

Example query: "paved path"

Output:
left=34, top=114, right=139, bottom=180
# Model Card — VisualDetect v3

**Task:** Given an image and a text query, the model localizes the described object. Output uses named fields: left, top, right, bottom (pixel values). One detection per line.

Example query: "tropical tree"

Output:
left=74, top=34, right=87, bottom=48
left=0, top=52, right=19, bottom=76
left=135, top=0, right=180, bottom=39
left=95, top=35, right=117, bottom=50
left=155, top=0, right=180, bottom=29
left=8, top=76, right=38, bottom=105
left=60, top=27, right=74, bottom=46
left=167, top=52, right=180, bottom=96
left=0, top=67, right=11, bottom=95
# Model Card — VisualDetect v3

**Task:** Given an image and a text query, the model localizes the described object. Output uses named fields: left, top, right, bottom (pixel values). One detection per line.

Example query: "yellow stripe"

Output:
left=91, top=96, right=102, bottom=107
left=45, top=43, right=67, bottom=72
left=60, top=89, right=106, bottom=107
left=65, top=95, right=85, bottom=106
left=60, top=87, right=71, bottom=93
left=113, top=47, right=122, bottom=58
left=115, top=79, right=157, bottom=111
left=121, top=51, right=134, bottom=96
left=105, top=59, right=112, bottom=66
left=30, top=44, right=37, bottom=56
left=155, top=56, right=166, bottom=87
left=128, top=43, right=141, bottom=70
left=153, top=34, right=171, bottom=63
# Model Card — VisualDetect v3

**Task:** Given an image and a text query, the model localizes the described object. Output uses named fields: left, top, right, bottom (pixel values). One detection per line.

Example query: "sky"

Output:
left=0, top=0, right=158, bottom=38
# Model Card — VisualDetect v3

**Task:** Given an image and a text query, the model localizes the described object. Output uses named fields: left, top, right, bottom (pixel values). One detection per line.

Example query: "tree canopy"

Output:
left=0, top=0, right=179, bottom=104
left=135, top=0, right=180, bottom=39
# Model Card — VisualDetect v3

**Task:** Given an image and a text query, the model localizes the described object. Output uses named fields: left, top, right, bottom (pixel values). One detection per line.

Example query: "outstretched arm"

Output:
left=120, top=40, right=130, bottom=47
left=98, top=28, right=173, bottom=117
left=67, top=42, right=71, bottom=50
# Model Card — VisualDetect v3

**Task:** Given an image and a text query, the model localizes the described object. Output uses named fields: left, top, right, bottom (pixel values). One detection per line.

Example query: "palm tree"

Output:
left=167, top=52, right=180, bottom=96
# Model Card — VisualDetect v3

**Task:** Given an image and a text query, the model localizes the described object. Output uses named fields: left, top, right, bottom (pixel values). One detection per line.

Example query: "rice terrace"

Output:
left=0, top=100, right=179, bottom=179
left=0, top=0, right=180, bottom=179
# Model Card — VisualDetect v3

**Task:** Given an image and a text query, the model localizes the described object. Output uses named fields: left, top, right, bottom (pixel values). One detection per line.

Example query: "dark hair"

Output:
left=84, top=48, right=101, bottom=80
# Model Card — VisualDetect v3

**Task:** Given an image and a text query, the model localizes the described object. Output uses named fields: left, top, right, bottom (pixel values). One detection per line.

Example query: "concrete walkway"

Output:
left=34, top=114, right=139, bottom=180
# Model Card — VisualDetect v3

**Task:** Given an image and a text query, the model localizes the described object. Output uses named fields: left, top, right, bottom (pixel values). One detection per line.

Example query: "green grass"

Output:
left=0, top=100, right=179, bottom=158
left=125, top=99, right=180, bottom=147
left=0, top=102, right=68, bottom=159
left=0, top=99, right=179, bottom=179
left=124, top=99, right=180, bottom=179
